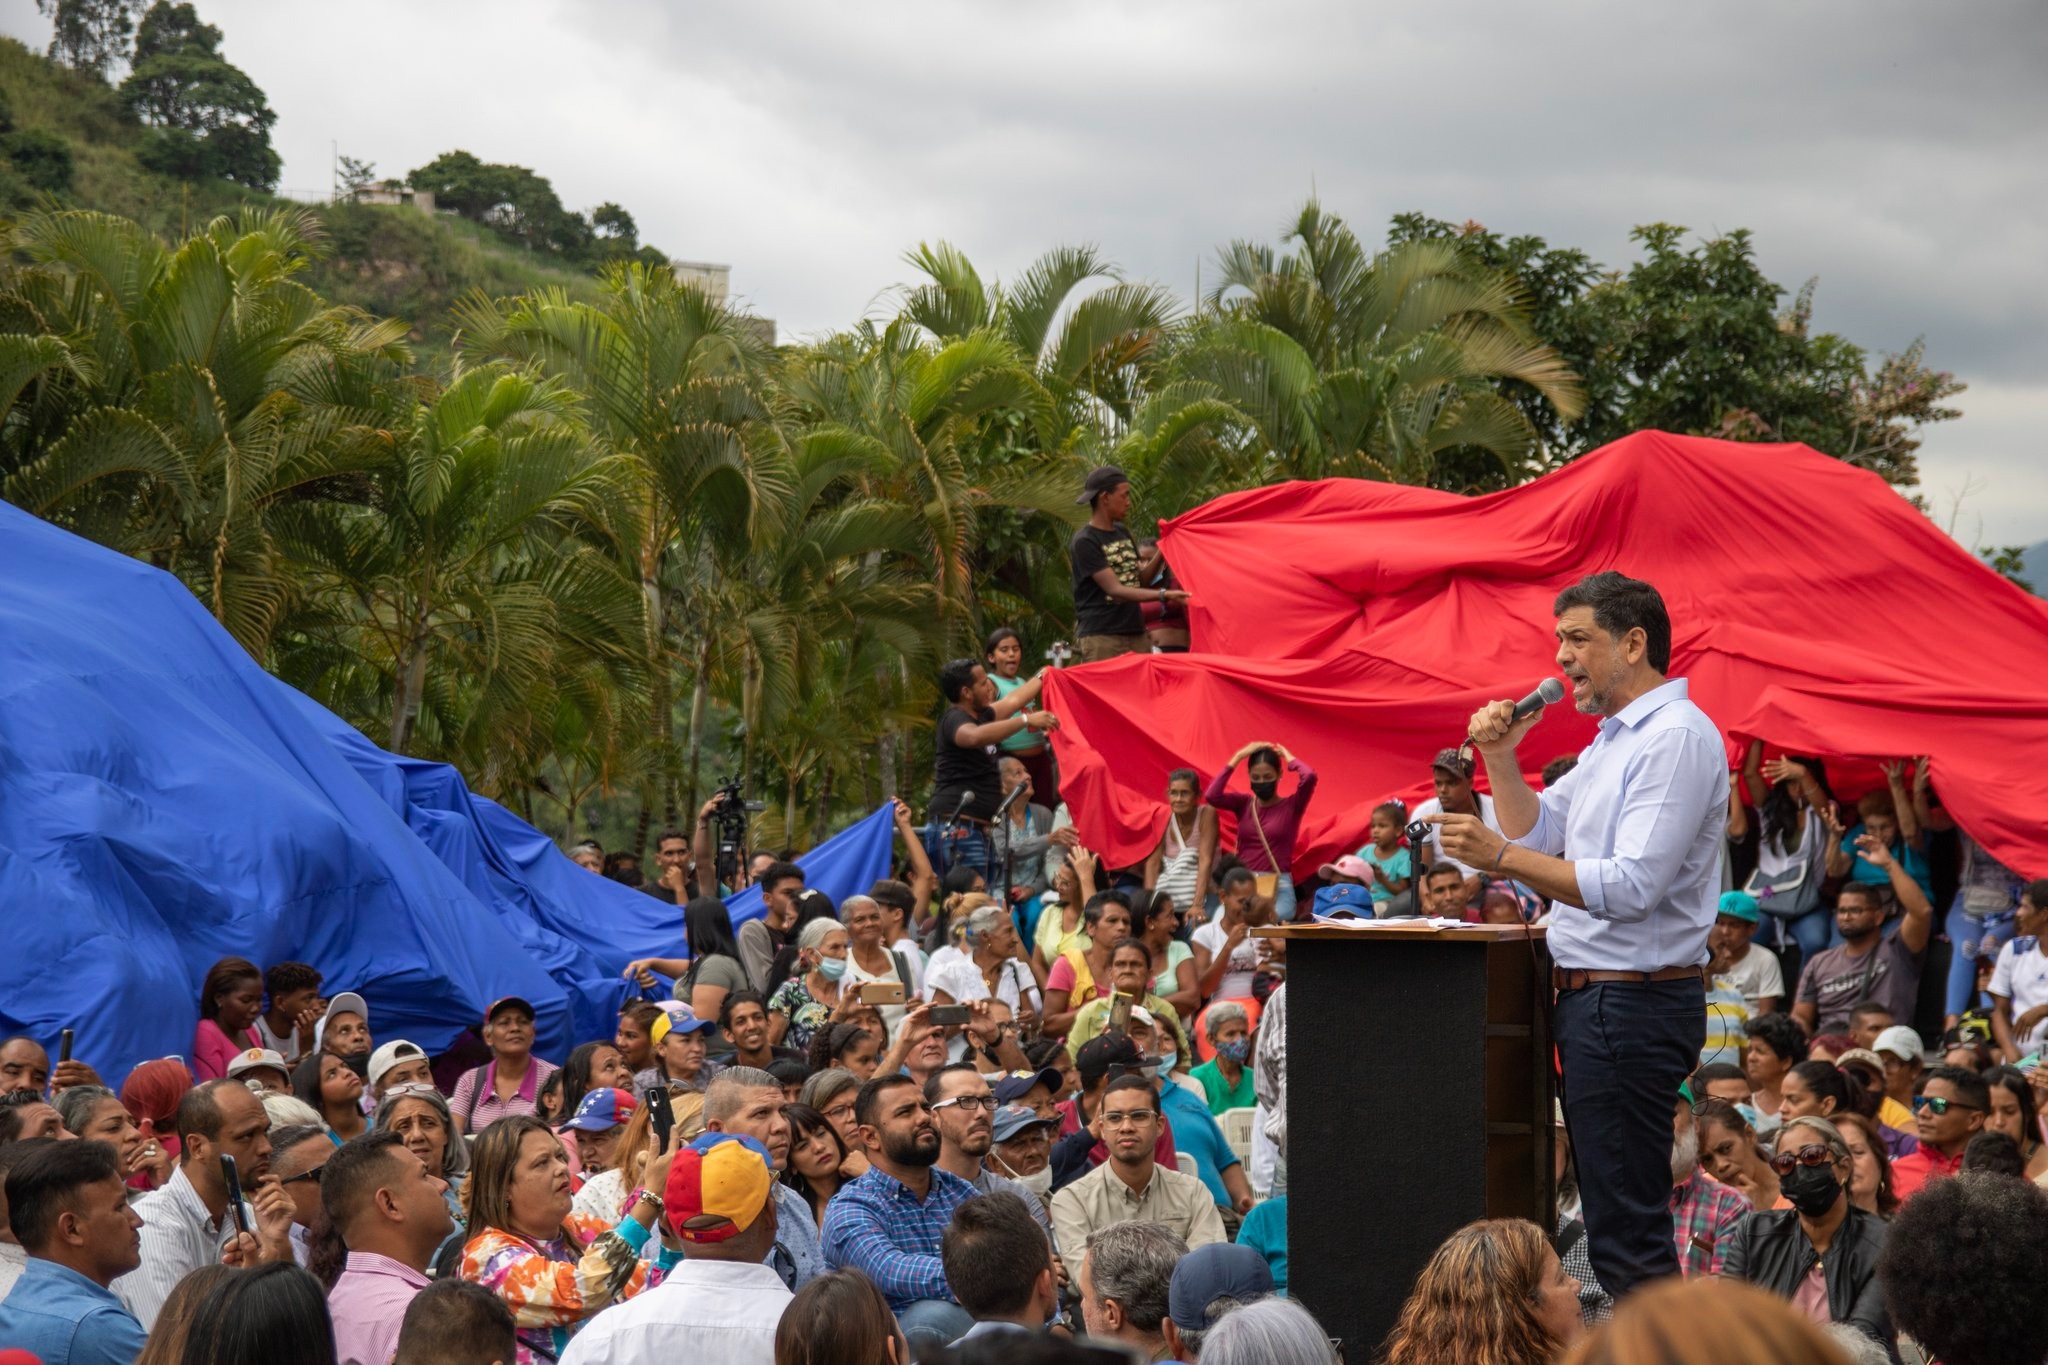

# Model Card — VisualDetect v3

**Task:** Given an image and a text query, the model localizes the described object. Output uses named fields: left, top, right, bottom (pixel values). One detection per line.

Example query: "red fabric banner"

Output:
left=1042, top=431, right=2048, bottom=882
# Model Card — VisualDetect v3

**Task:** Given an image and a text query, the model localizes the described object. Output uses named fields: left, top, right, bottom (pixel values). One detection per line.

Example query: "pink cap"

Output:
left=1316, top=854, right=1377, bottom=885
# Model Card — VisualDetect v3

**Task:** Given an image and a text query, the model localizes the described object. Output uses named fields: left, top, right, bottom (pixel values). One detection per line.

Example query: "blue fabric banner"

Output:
left=0, top=504, right=894, bottom=1086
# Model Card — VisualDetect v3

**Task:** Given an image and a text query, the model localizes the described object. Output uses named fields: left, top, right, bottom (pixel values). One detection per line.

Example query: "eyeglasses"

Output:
left=1912, top=1095, right=1983, bottom=1116
left=1766, top=1143, right=1836, bottom=1176
left=280, top=1166, right=325, bottom=1186
left=1100, top=1109, right=1157, bottom=1127
left=823, top=1103, right=857, bottom=1124
left=932, top=1095, right=999, bottom=1113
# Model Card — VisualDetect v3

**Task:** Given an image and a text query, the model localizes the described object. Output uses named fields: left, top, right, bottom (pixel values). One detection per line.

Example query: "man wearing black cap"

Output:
left=1070, top=466, right=1189, bottom=663
left=1411, top=747, right=1502, bottom=908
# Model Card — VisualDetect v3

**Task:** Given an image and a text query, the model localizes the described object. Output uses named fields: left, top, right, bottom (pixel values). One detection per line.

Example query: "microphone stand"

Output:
left=990, top=782, right=1026, bottom=900
left=941, top=789, right=975, bottom=878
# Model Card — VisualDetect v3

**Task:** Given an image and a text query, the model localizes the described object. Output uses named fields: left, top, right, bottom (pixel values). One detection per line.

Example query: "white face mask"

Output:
left=996, top=1151, right=1053, bottom=1196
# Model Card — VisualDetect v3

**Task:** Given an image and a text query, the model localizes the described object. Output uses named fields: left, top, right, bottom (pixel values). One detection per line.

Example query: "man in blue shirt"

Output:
left=1156, top=1074, right=1255, bottom=1224
left=821, top=1073, right=980, bottom=1347
left=1434, top=572, right=1726, bottom=1300
left=0, top=1139, right=148, bottom=1365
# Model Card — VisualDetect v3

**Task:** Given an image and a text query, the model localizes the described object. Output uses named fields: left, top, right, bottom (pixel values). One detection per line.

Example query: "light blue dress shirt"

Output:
left=0, top=1256, right=149, bottom=1365
left=1512, top=678, right=1728, bottom=972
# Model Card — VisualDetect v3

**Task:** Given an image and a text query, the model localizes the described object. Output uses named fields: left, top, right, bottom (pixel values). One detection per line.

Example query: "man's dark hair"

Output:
left=1553, top=571, right=1672, bottom=673
left=1881, top=1173, right=2048, bottom=1365
left=1849, top=1000, right=1893, bottom=1023
left=1691, top=1062, right=1747, bottom=1088
left=922, top=1061, right=983, bottom=1107
left=655, top=827, right=689, bottom=849
left=869, top=879, right=915, bottom=916
left=268, top=1125, right=332, bottom=1182
left=854, top=1073, right=918, bottom=1130
left=176, top=1078, right=244, bottom=1147
left=766, top=1058, right=810, bottom=1090
left=760, top=860, right=806, bottom=895
left=1918, top=1064, right=1991, bottom=1111
left=5, top=1137, right=122, bottom=1250
left=1102, top=1074, right=1155, bottom=1108
left=1743, top=1012, right=1808, bottom=1065
left=264, top=961, right=323, bottom=1001
left=1219, top=867, right=1257, bottom=894
left=393, top=1277, right=517, bottom=1365
left=939, top=658, right=981, bottom=706
left=0, top=1090, right=55, bottom=1142
left=1962, top=1131, right=2026, bottom=1176
left=719, top=989, right=768, bottom=1029
left=320, top=1130, right=408, bottom=1233
left=1837, top=882, right=1883, bottom=913
left=1423, top=862, right=1466, bottom=887
left=1540, top=754, right=1579, bottom=787
left=942, top=1191, right=1051, bottom=1319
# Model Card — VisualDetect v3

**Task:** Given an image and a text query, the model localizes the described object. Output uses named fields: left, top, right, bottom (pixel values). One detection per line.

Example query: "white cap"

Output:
left=1872, top=1025, right=1924, bottom=1063
left=1129, top=1006, right=1158, bottom=1029
left=225, top=1047, right=289, bottom=1081
left=315, top=992, right=371, bottom=1054
left=367, top=1039, right=428, bottom=1089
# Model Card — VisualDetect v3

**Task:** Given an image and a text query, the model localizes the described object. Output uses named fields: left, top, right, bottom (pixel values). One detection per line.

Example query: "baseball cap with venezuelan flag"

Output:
left=663, top=1132, right=775, bottom=1242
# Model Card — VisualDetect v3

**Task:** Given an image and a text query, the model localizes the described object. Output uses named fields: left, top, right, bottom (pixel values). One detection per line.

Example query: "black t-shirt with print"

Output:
left=934, top=705, right=1002, bottom=820
left=1070, top=523, right=1144, bottom=636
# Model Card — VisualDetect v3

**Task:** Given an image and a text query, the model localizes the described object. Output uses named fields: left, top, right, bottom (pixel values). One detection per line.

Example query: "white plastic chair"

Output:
left=1218, top=1106, right=1255, bottom=1164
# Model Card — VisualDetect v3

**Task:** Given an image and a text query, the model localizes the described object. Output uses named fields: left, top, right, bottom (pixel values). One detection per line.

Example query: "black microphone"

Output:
left=949, top=790, right=977, bottom=823
left=992, top=783, right=1025, bottom=820
left=1510, top=676, right=1568, bottom=721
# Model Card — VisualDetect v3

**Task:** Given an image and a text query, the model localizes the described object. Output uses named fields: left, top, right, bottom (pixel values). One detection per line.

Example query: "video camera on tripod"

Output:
left=707, top=775, right=766, bottom=886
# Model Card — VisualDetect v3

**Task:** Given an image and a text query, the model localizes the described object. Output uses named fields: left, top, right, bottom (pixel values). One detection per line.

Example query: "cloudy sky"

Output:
left=10, top=0, right=2045, bottom=545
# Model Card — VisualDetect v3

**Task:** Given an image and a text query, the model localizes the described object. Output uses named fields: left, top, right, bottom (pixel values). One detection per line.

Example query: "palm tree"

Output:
left=269, top=364, right=637, bottom=777
left=456, top=262, right=784, bottom=832
left=1178, top=200, right=1587, bottom=492
left=1, top=206, right=411, bottom=655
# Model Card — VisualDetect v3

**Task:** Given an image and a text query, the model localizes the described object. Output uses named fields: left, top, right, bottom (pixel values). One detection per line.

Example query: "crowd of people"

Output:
left=2, top=469, right=2045, bottom=1365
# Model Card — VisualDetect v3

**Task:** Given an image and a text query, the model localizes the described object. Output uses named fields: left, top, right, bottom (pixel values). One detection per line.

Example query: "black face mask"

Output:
left=1249, top=780, right=1279, bottom=802
left=1780, top=1162, right=1843, bottom=1218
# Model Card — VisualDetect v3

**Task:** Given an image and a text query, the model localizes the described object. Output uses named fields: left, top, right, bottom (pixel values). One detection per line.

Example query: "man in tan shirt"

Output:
left=1051, top=1075, right=1224, bottom=1254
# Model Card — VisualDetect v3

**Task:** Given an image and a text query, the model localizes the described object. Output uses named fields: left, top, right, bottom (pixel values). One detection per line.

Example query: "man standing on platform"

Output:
left=1431, top=571, right=1727, bottom=1300
left=1069, top=466, right=1189, bottom=663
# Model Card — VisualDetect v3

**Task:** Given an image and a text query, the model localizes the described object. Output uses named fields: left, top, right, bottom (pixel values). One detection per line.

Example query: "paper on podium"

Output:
left=1309, top=914, right=1469, bottom=929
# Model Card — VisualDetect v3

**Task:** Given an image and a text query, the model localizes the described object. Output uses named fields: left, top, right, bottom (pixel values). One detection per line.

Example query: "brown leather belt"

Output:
left=1552, top=964, right=1706, bottom=991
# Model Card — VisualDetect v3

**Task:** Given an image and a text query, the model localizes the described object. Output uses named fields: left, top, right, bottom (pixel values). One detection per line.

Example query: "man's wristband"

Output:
left=1493, top=842, right=1511, bottom=871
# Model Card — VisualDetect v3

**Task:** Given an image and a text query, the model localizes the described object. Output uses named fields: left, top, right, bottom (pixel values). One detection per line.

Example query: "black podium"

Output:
left=1259, top=922, right=1556, bottom=1359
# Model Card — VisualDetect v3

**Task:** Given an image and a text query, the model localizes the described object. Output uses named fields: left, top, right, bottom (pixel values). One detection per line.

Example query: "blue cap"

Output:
left=1168, top=1243, right=1275, bottom=1330
left=561, top=1087, right=637, bottom=1132
left=991, top=1067, right=1064, bottom=1107
left=991, top=1102, right=1059, bottom=1143
left=1717, top=890, right=1761, bottom=924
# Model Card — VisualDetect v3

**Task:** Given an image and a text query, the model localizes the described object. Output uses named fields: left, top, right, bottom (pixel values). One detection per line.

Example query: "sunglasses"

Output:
left=1766, top=1143, right=1837, bottom=1177
left=280, top=1166, right=325, bottom=1186
left=1912, top=1095, right=1983, bottom=1116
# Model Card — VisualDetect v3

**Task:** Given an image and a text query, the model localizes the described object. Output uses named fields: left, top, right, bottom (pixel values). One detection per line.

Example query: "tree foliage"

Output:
left=118, top=2, right=278, bottom=190
left=35, top=0, right=140, bottom=77
left=0, top=197, right=1975, bottom=849
left=407, top=151, right=665, bottom=270
left=1388, top=214, right=1962, bottom=485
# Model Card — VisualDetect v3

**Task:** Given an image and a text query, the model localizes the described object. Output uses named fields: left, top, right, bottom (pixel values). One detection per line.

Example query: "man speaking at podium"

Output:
left=1431, top=571, right=1727, bottom=1300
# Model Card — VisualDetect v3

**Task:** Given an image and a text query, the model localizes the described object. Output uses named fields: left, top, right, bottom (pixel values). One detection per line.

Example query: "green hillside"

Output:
left=0, top=36, right=598, bottom=351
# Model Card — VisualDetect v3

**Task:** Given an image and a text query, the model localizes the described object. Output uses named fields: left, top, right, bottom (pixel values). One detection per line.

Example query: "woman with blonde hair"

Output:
left=1380, top=1217, right=1583, bottom=1365
left=1561, top=1276, right=1855, bottom=1365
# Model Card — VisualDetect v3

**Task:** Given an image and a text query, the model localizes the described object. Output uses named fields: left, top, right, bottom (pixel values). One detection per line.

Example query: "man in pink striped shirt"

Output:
left=325, top=1130, right=454, bottom=1365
